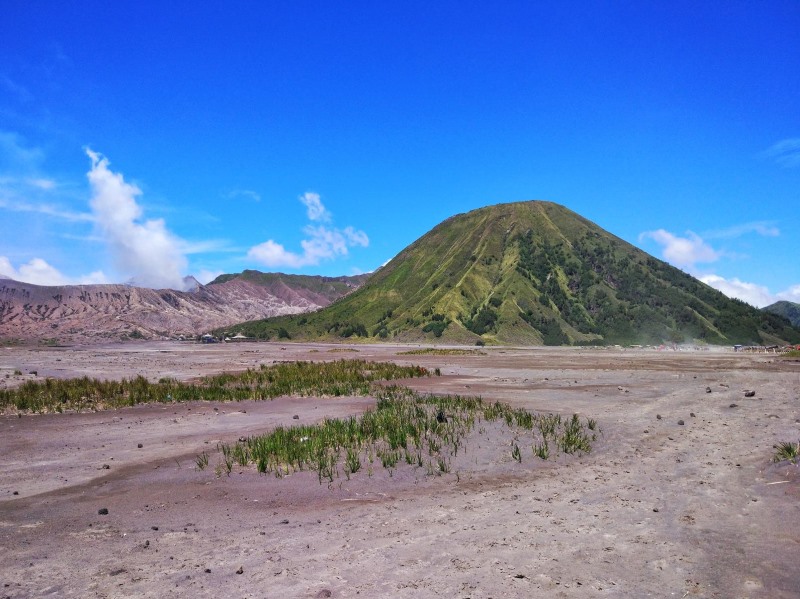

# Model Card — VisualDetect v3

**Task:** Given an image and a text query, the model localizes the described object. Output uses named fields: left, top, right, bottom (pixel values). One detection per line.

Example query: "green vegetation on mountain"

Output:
left=220, top=201, right=800, bottom=346
left=763, top=301, right=800, bottom=328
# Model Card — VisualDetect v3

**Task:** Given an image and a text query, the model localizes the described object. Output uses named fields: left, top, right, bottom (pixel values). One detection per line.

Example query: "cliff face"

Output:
left=0, top=273, right=366, bottom=342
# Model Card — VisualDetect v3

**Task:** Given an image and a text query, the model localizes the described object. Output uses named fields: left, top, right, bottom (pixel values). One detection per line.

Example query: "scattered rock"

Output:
left=12, top=491, right=18, bottom=496
left=98, top=508, right=109, bottom=515
left=677, top=419, right=684, bottom=425
left=238, top=437, right=246, bottom=443
left=316, top=590, right=332, bottom=598
left=137, top=443, right=143, bottom=448
left=729, top=403, right=738, bottom=408
left=280, top=519, right=289, bottom=525
left=144, top=540, right=149, bottom=548
left=513, top=573, right=527, bottom=579
left=656, top=414, right=662, bottom=420
left=705, top=387, right=711, bottom=393
left=151, top=526, right=159, bottom=531
left=690, top=413, right=696, bottom=418
left=102, top=464, right=110, bottom=469
left=744, top=390, right=756, bottom=398
left=204, top=568, right=211, bottom=574
left=436, top=409, right=447, bottom=423
left=293, top=414, right=300, bottom=420
left=653, top=507, right=659, bottom=512
left=236, top=566, right=244, bottom=575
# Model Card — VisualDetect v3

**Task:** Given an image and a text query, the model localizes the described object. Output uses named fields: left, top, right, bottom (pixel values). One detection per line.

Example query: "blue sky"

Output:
left=1, top=1, right=798, bottom=306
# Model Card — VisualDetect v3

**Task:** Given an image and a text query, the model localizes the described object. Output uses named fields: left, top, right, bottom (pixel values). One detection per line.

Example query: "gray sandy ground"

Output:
left=1, top=342, right=798, bottom=598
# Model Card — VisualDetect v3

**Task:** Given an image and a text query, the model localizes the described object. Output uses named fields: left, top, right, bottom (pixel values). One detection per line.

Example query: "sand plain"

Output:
left=1, top=342, right=798, bottom=598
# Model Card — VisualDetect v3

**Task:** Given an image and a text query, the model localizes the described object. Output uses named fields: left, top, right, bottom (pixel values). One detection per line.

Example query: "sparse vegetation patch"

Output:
left=398, top=348, right=486, bottom=356
left=208, top=385, right=598, bottom=484
left=0, top=359, right=431, bottom=413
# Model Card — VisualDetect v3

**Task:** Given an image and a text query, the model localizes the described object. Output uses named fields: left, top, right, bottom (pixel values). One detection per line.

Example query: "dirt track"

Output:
left=1, top=342, right=799, bottom=598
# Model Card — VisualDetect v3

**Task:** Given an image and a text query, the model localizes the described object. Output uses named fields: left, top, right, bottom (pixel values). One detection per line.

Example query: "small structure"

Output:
left=227, top=333, right=254, bottom=343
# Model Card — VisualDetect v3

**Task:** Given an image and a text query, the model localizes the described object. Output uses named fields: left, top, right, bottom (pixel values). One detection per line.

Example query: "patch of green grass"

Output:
left=397, top=348, right=486, bottom=356
left=773, top=441, right=800, bottom=463
left=781, top=349, right=800, bottom=358
left=210, top=385, right=598, bottom=484
left=0, top=359, right=431, bottom=414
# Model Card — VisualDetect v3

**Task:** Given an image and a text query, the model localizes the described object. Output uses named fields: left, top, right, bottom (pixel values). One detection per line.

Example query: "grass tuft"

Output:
left=773, top=441, right=800, bottom=463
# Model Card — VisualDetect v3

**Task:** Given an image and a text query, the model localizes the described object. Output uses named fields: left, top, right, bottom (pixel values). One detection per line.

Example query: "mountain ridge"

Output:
left=223, top=201, right=800, bottom=346
left=0, top=271, right=367, bottom=343
left=763, top=300, right=800, bottom=328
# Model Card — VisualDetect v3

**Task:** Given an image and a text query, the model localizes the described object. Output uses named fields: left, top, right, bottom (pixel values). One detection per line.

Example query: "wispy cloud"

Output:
left=0, top=75, right=33, bottom=103
left=0, top=130, right=44, bottom=169
left=0, top=197, right=93, bottom=222
left=225, top=189, right=261, bottom=202
left=763, top=138, right=800, bottom=168
left=638, top=229, right=720, bottom=270
left=177, top=239, right=235, bottom=255
left=702, top=221, right=780, bottom=240
left=27, top=177, right=57, bottom=190
left=247, top=193, right=368, bottom=269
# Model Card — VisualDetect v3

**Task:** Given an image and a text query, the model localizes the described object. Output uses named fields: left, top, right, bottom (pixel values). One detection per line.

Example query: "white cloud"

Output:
left=777, top=284, right=800, bottom=304
left=247, top=193, right=368, bottom=269
left=700, top=275, right=800, bottom=308
left=639, top=229, right=720, bottom=269
left=86, top=149, right=188, bottom=290
left=0, top=256, right=107, bottom=286
left=763, top=138, right=800, bottom=168
left=300, top=192, right=331, bottom=222
left=248, top=240, right=306, bottom=268
left=700, top=274, right=774, bottom=308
